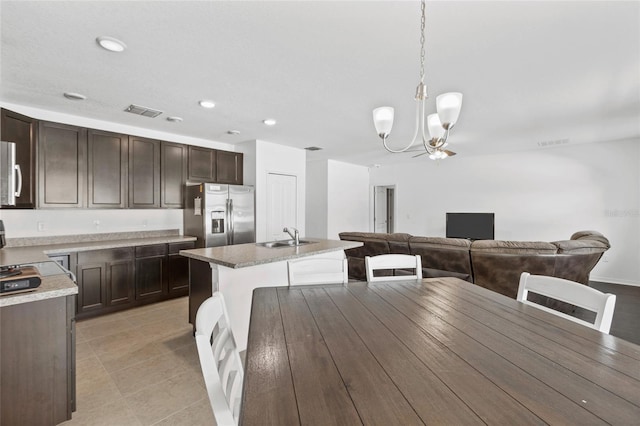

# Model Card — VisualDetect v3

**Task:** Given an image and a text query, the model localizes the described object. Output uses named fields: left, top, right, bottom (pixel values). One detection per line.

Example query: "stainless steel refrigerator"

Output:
left=184, top=183, right=255, bottom=248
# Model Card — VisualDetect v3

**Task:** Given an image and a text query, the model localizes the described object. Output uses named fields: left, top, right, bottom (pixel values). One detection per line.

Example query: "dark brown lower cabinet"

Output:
left=76, top=248, right=134, bottom=319
left=168, top=242, right=195, bottom=296
left=135, top=244, right=168, bottom=302
left=75, top=242, right=192, bottom=319
left=0, top=296, right=75, bottom=425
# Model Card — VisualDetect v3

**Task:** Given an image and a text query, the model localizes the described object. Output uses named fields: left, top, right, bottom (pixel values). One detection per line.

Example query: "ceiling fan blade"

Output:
left=412, top=151, right=428, bottom=158
left=444, top=150, right=457, bottom=156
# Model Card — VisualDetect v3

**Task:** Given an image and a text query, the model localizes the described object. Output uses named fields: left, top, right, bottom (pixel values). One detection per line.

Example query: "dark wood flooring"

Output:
left=589, top=281, right=640, bottom=345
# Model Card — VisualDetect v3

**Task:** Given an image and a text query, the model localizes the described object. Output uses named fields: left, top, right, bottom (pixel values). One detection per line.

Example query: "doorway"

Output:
left=373, top=185, right=395, bottom=233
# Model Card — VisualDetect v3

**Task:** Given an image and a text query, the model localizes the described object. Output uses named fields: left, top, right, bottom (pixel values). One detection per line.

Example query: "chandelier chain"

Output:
left=419, top=0, right=426, bottom=83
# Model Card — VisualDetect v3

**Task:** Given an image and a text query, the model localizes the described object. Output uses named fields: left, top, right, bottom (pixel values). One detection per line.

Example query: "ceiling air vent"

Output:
left=304, top=146, right=322, bottom=151
left=124, top=104, right=163, bottom=118
left=537, top=138, right=569, bottom=148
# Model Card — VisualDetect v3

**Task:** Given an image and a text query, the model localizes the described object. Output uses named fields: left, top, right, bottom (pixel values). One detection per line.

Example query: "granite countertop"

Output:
left=0, top=271, right=78, bottom=308
left=179, top=238, right=362, bottom=269
left=0, top=231, right=197, bottom=307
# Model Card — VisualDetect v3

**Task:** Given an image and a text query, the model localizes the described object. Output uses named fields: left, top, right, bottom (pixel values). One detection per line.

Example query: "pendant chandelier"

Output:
left=372, top=0, right=463, bottom=160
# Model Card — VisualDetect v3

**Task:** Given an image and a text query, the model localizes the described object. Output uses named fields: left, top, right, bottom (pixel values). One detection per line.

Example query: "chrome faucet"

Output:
left=283, top=227, right=299, bottom=245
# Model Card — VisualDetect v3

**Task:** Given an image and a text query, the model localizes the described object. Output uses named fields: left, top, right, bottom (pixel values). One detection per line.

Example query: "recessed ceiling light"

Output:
left=227, top=130, right=240, bottom=135
left=199, top=100, right=216, bottom=109
left=262, top=118, right=277, bottom=126
left=166, top=116, right=183, bottom=123
left=96, top=36, right=127, bottom=52
left=63, top=92, right=87, bottom=101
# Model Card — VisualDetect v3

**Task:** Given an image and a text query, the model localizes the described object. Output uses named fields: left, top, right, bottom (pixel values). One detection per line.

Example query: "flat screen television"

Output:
left=446, top=212, right=495, bottom=240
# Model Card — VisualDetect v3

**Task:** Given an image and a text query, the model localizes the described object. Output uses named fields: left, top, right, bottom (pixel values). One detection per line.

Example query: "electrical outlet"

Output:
left=37, top=221, right=46, bottom=232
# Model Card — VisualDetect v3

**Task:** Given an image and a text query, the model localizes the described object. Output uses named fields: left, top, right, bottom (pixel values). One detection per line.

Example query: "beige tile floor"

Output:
left=62, top=297, right=216, bottom=426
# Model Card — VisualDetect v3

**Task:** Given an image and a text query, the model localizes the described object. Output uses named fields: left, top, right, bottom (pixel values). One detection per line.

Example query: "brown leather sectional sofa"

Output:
left=339, top=230, right=610, bottom=301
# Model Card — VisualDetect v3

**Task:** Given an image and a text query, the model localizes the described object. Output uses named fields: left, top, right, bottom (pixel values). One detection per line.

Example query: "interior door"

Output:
left=374, top=186, right=388, bottom=232
left=374, top=185, right=395, bottom=233
left=266, top=173, right=297, bottom=241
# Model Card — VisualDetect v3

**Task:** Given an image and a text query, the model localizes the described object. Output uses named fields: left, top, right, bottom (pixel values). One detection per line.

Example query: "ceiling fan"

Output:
left=407, top=140, right=457, bottom=159
left=411, top=149, right=457, bottom=159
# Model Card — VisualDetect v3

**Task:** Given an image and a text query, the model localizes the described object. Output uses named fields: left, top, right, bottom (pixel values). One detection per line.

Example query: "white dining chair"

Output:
left=195, top=292, right=244, bottom=426
left=287, top=257, right=348, bottom=286
left=517, top=272, right=616, bottom=333
left=365, top=254, right=423, bottom=282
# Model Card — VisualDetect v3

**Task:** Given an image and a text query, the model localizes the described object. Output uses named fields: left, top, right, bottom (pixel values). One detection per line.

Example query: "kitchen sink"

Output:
left=256, top=240, right=315, bottom=248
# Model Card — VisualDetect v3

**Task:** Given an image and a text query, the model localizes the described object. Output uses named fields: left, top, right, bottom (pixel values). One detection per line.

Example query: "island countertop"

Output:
left=179, top=238, right=362, bottom=268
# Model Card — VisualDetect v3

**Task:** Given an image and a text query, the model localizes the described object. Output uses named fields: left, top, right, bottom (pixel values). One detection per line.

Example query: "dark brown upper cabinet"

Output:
left=0, top=109, right=37, bottom=208
left=161, top=141, right=187, bottom=208
left=216, top=150, right=243, bottom=185
left=87, top=130, right=128, bottom=208
left=187, top=145, right=217, bottom=182
left=128, top=136, right=160, bottom=209
left=38, top=121, right=87, bottom=208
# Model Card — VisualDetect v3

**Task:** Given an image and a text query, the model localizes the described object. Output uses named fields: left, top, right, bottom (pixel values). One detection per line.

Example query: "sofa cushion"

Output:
left=409, top=237, right=473, bottom=282
left=386, top=233, right=412, bottom=254
left=470, top=240, right=558, bottom=254
left=552, top=239, right=609, bottom=254
left=570, top=230, right=611, bottom=248
left=409, top=236, right=471, bottom=249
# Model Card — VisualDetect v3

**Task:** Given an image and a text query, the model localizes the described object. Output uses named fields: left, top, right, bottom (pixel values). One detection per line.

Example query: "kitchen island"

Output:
left=180, top=238, right=362, bottom=351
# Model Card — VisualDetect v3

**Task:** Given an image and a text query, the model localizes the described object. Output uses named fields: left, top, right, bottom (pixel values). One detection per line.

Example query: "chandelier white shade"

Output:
left=372, top=0, right=463, bottom=159
left=372, top=107, right=394, bottom=137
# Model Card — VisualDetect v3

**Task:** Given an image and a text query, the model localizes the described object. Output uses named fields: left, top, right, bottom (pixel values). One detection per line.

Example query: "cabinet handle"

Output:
left=14, top=164, right=22, bottom=197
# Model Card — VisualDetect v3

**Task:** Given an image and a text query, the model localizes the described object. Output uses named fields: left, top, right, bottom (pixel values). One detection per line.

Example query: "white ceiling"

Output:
left=1, top=1, right=639, bottom=166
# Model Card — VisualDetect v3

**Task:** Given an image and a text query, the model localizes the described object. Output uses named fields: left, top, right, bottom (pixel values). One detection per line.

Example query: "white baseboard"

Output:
left=590, top=275, right=640, bottom=287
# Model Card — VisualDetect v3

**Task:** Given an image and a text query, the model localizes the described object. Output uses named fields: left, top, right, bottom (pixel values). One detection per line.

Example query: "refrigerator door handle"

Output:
left=14, top=164, right=22, bottom=197
left=224, top=199, right=231, bottom=245
left=229, top=198, right=234, bottom=245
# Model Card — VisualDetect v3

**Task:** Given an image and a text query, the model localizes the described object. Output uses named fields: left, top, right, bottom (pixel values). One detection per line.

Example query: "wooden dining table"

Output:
left=240, top=277, right=640, bottom=425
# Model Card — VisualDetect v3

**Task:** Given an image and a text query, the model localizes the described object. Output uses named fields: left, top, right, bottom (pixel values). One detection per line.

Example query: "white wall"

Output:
left=326, top=160, right=369, bottom=239
left=305, top=160, right=328, bottom=238
left=237, top=140, right=306, bottom=242
left=369, top=139, right=640, bottom=286
left=0, top=209, right=183, bottom=239
left=305, top=159, right=369, bottom=239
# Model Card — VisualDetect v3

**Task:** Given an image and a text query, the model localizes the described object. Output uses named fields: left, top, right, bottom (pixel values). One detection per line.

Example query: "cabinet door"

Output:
left=38, top=121, right=87, bottom=208
left=216, top=150, right=243, bottom=185
left=135, top=255, right=167, bottom=300
left=88, top=130, right=128, bottom=208
left=167, top=254, right=190, bottom=295
left=167, top=242, right=195, bottom=295
left=0, top=109, right=37, bottom=208
left=187, top=146, right=216, bottom=181
left=129, top=136, right=160, bottom=208
left=161, top=141, right=187, bottom=208
left=106, top=259, right=134, bottom=305
left=1, top=296, right=75, bottom=425
left=76, top=263, right=106, bottom=314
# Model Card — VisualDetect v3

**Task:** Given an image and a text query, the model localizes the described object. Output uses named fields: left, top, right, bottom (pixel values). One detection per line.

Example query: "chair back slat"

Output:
left=288, top=257, right=348, bottom=286
left=517, top=272, right=616, bottom=333
left=365, top=254, right=423, bottom=282
left=195, top=293, right=244, bottom=426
